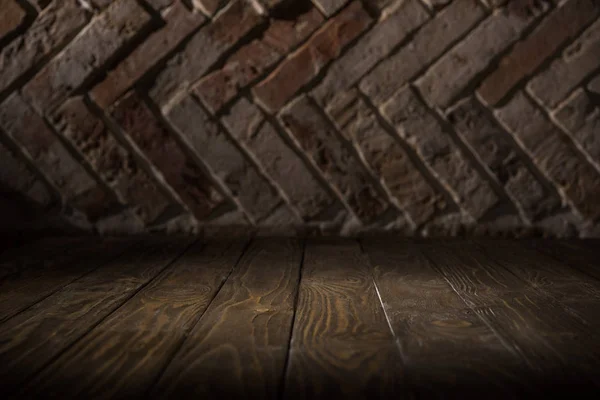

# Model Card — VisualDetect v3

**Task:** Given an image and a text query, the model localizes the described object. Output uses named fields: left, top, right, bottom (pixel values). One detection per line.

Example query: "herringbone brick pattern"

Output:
left=1, top=0, right=599, bottom=237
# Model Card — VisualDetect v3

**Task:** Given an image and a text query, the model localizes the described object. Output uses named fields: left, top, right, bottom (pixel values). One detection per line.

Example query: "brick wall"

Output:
left=1, top=0, right=599, bottom=237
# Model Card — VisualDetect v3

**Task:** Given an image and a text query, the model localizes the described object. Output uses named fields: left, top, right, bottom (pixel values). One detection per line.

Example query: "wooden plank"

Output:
left=525, top=239, right=600, bottom=282
left=282, top=239, right=404, bottom=400
left=424, top=240, right=600, bottom=391
left=151, top=238, right=303, bottom=399
left=16, top=239, right=249, bottom=399
left=362, top=238, right=537, bottom=398
left=0, top=238, right=135, bottom=323
left=0, top=237, right=194, bottom=395
left=473, top=239, right=600, bottom=324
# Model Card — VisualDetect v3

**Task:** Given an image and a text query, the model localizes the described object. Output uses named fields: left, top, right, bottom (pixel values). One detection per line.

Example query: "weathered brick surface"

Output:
left=326, top=89, right=446, bottom=226
left=91, top=2, right=206, bottom=109
left=311, top=0, right=348, bottom=16
left=0, top=0, right=26, bottom=41
left=312, top=0, right=430, bottom=106
left=0, top=142, right=53, bottom=209
left=150, top=0, right=264, bottom=112
left=166, top=95, right=284, bottom=222
left=478, top=0, right=600, bottom=106
left=52, top=98, right=172, bottom=224
left=223, top=98, right=336, bottom=220
left=359, top=0, right=486, bottom=105
left=554, top=89, right=600, bottom=169
left=382, top=88, right=499, bottom=220
left=22, top=0, right=152, bottom=114
left=280, top=95, right=389, bottom=223
left=527, top=19, right=600, bottom=109
left=0, top=94, right=117, bottom=220
left=448, top=97, right=560, bottom=221
left=0, top=1, right=88, bottom=95
left=111, top=92, right=226, bottom=221
left=416, top=4, right=547, bottom=109
left=195, top=5, right=322, bottom=113
left=253, top=1, right=372, bottom=112
left=495, top=92, right=600, bottom=221
left=2, top=0, right=599, bottom=236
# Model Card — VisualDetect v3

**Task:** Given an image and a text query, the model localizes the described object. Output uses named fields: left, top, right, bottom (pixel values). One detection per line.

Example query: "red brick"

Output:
left=53, top=98, right=173, bottom=224
left=416, top=4, right=548, bottom=109
left=478, top=0, right=600, bottom=107
left=111, top=92, right=226, bottom=221
left=312, top=0, right=430, bottom=106
left=279, top=95, right=389, bottom=223
left=0, top=141, right=54, bottom=208
left=0, top=1, right=88, bottom=95
left=150, top=0, right=264, bottom=113
left=311, top=0, right=348, bottom=16
left=495, top=92, right=600, bottom=221
left=359, top=0, right=485, bottom=106
left=166, top=96, right=285, bottom=222
left=0, top=94, right=117, bottom=220
left=527, top=19, right=600, bottom=109
left=381, top=88, right=499, bottom=220
left=0, top=0, right=26, bottom=41
left=253, top=1, right=372, bottom=113
left=554, top=89, right=600, bottom=170
left=223, top=98, right=336, bottom=220
left=326, top=89, right=446, bottom=226
left=91, top=2, right=206, bottom=109
left=22, top=0, right=152, bottom=114
left=194, top=6, right=323, bottom=113
left=448, top=97, right=560, bottom=221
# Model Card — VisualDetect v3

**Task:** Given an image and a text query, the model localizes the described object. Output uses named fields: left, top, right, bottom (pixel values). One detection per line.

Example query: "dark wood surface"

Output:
left=0, top=238, right=599, bottom=400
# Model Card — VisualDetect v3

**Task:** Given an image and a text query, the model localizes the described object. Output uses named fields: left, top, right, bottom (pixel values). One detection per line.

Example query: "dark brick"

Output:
left=195, top=6, right=323, bottom=113
left=150, top=0, right=264, bottom=113
left=478, top=0, right=600, bottom=106
left=112, top=92, right=226, bottom=221
left=448, top=97, right=560, bottom=221
left=359, top=0, right=485, bottom=106
left=495, top=92, right=600, bottom=221
left=312, top=0, right=430, bottom=106
left=91, top=2, right=206, bottom=109
left=416, top=4, right=547, bottom=108
left=554, top=89, right=600, bottom=169
left=223, top=98, right=335, bottom=220
left=326, top=89, right=445, bottom=226
left=0, top=1, right=88, bottom=95
left=22, top=0, right=152, bottom=114
left=167, top=96, right=285, bottom=222
left=0, top=94, right=117, bottom=220
left=0, top=141, right=53, bottom=208
left=0, top=0, right=26, bottom=42
left=53, top=98, right=172, bottom=224
left=527, top=19, right=600, bottom=109
left=381, top=88, right=499, bottom=220
left=253, top=1, right=372, bottom=113
left=279, top=95, right=388, bottom=223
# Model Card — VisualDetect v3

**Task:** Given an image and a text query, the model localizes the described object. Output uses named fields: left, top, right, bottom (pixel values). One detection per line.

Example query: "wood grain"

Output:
left=425, top=240, right=600, bottom=391
left=151, top=238, right=303, bottom=399
left=473, top=239, right=600, bottom=326
left=0, top=238, right=134, bottom=323
left=524, top=239, right=600, bottom=282
left=282, top=239, right=405, bottom=400
left=17, top=239, right=249, bottom=400
left=362, top=238, right=536, bottom=399
left=0, top=237, right=194, bottom=395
